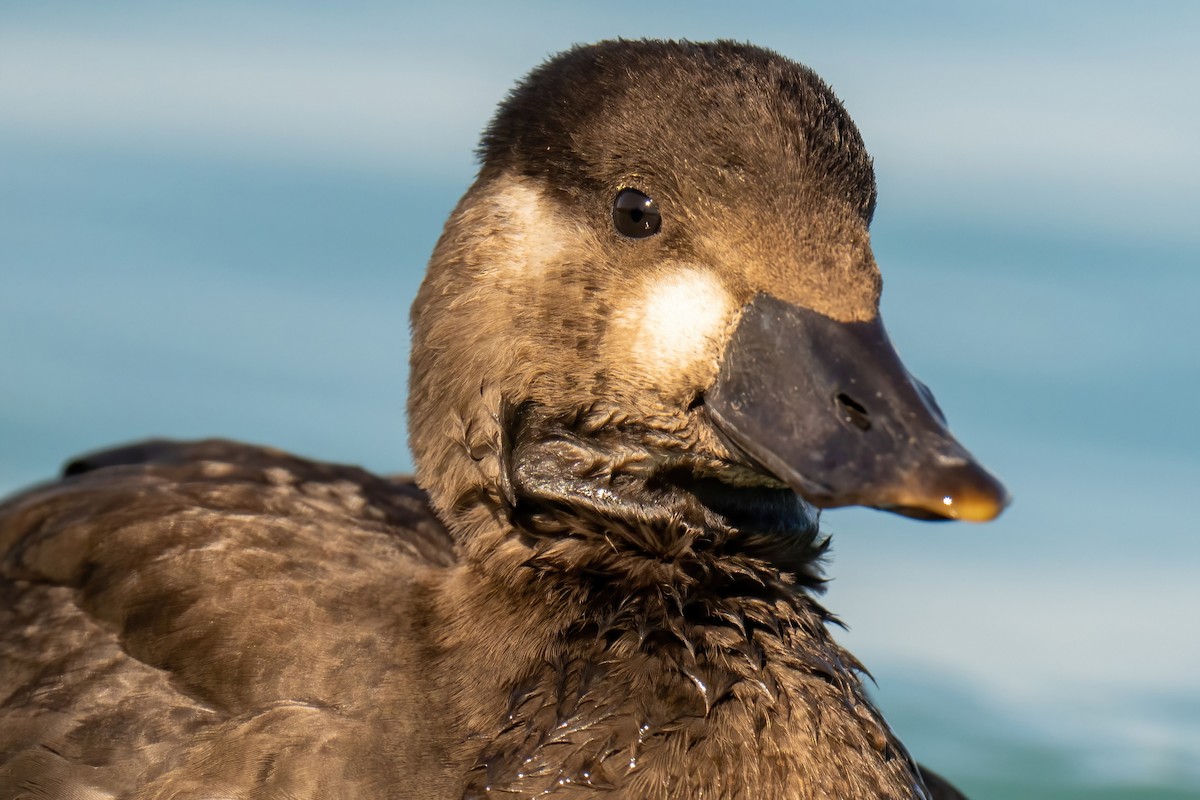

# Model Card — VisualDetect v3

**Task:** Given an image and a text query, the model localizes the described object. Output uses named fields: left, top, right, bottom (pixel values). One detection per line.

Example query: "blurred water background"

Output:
left=1, top=3, right=1198, bottom=797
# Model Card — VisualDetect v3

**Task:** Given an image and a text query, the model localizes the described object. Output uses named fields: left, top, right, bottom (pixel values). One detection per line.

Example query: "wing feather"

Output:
left=0, top=439, right=456, bottom=798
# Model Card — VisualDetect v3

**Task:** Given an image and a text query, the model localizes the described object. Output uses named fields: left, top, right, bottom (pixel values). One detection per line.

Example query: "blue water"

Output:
left=2, top=3, right=1198, bottom=797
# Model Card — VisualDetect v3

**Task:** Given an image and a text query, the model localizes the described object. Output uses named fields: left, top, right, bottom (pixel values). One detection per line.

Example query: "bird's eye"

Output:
left=612, top=189, right=662, bottom=238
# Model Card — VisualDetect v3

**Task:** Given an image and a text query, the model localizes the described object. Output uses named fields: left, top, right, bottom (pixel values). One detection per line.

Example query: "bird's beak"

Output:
left=706, top=294, right=1009, bottom=522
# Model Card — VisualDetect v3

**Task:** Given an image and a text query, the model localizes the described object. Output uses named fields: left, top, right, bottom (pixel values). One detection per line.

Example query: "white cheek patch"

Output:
left=485, top=179, right=565, bottom=276
left=622, top=268, right=734, bottom=381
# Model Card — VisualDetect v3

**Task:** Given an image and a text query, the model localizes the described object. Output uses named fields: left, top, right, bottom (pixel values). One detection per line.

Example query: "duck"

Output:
left=0, top=40, right=1007, bottom=800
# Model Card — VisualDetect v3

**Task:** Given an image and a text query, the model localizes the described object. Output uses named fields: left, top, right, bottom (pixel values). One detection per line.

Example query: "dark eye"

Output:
left=612, top=189, right=662, bottom=238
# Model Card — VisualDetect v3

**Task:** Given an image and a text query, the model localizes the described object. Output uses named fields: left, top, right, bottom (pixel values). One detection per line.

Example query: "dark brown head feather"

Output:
left=480, top=40, right=877, bottom=223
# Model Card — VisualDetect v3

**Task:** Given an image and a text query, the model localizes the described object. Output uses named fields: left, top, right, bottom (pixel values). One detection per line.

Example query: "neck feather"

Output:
left=429, top=407, right=928, bottom=799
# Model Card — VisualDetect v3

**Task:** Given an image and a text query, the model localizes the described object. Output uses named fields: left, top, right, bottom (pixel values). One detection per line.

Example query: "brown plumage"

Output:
left=0, top=41, right=995, bottom=799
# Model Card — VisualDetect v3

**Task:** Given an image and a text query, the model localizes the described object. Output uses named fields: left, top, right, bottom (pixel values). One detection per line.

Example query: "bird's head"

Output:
left=408, top=41, right=1008, bottom=562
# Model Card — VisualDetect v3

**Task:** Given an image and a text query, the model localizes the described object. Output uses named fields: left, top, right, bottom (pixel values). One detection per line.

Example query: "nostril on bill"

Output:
left=835, top=392, right=872, bottom=431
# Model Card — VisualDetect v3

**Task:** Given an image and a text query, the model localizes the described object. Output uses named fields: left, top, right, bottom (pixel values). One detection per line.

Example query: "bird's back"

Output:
left=0, top=439, right=461, bottom=799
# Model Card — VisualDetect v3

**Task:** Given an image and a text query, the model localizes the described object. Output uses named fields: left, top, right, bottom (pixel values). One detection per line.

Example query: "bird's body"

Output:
left=0, top=41, right=1001, bottom=799
left=0, top=440, right=961, bottom=799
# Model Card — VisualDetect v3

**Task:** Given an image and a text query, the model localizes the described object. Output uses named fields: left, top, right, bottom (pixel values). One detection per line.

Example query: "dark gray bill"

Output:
left=706, top=294, right=1009, bottom=522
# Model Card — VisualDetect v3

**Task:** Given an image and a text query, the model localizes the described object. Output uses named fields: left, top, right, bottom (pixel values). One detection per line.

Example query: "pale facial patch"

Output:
left=619, top=268, right=735, bottom=383
left=483, top=177, right=566, bottom=277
